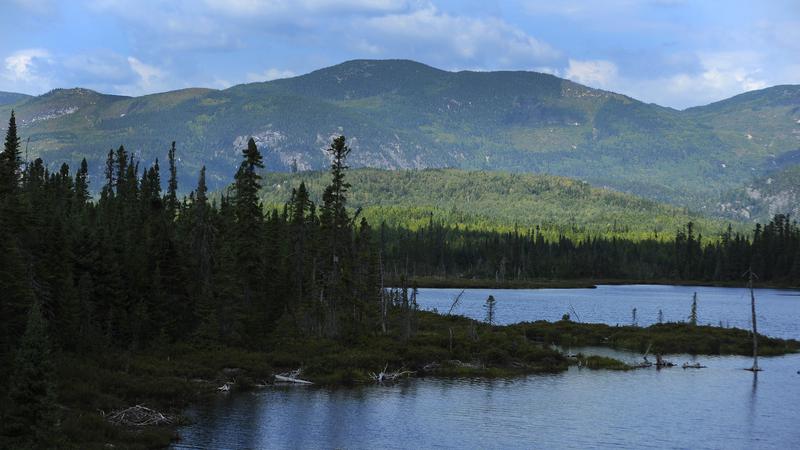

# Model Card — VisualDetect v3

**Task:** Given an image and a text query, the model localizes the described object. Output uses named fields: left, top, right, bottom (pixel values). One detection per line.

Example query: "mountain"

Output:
left=0, top=91, right=31, bottom=106
left=718, top=165, right=800, bottom=219
left=258, top=168, right=736, bottom=239
left=1, top=60, right=798, bottom=218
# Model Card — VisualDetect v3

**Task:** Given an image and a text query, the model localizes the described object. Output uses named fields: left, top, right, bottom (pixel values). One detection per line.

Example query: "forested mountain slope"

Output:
left=1, top=60, right=798, bottom=218
left=0, top=91, right=31, bottom=106
left=258, top=168, right=737, bottom=239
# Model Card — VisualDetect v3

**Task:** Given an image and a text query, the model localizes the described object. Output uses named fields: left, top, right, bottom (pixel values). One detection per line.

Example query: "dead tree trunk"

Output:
left=748, top=269, right=760, bottom=371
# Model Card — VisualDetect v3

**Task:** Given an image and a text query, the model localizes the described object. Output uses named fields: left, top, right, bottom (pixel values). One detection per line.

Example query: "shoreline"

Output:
left=53, top=312, right=800, bottom=448
left=391, top=276, right=800, bottom=290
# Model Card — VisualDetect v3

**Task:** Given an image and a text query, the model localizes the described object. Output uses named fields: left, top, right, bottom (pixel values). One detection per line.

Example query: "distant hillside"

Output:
left=719, top=164, right=800, bottom=219
left=1, top=59, right=798, bottom=218
left=685, top=85, right=800, bottom=175
left=0, top=91, right=31, bottom=106
left=257, top=168, right=738, bottom=239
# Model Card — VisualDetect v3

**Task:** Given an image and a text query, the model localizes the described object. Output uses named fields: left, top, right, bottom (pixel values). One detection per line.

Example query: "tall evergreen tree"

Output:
left=74, top=158, right=90, bottom=204
left=165, top=141, right=179, bottom=217
left=232, top=138, right=267, bottom=333
left=0, top=110, right=21, bottom=196
left=319, top=136, right=353, bottom=337
left=1, top=301, right=57, bottom=448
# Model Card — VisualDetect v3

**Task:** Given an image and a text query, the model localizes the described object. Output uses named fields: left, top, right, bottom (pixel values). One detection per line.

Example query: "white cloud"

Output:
left=204, top=0, right=411, bottom=17
left=564, top=59, right=619, bottom=89
left=362, top=6, right=559, bottom=68
left=633, top=52, right=770, bottom=107
left=4, top=0, right=793, bottom=108
left=4, top=48, right=51, bottom=81
left=62, top=53, right=132, bottom=81
left=558, top=52, right=771, bottom=108
left=245, top=68, right=296, bottom=82
left=127, top=57, right=168, bottom=92
left=1, top=49, right=55, bottom=93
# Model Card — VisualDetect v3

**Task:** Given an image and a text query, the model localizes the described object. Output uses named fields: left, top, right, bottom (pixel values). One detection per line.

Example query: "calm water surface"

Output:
left=416, top=284, right=800, bottom=339
left=174, top=285, right=800, bottom=449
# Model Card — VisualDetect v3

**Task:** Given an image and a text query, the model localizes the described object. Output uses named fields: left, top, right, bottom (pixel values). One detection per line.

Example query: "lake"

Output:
left=416, top=284, right=800, bottom=339
left=173, top=285, right=800, bottom=449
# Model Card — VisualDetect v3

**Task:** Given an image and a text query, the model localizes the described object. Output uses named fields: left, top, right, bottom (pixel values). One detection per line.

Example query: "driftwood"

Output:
left=445, top=359, right=481, bottom=369
left=275, top=369, right=313, bottom=385
left=105, top=405, right=172, bottom=427
left=682, top=362, right=707, bottom=369
left=369, top=364, right=414, bottom=383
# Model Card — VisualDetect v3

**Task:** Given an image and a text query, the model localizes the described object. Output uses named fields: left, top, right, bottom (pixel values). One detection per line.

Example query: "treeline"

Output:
left=0, top=112, right=387, bottom=447
left=380, top=216, right=800, bottom=283
left=1, top=107, right=798, bottom=445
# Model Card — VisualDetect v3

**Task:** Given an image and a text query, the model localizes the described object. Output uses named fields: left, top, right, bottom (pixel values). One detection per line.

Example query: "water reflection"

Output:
left=746, top=370, right=758, bottom=439
left=174, top=285, right=800, bottom=450
left=174, top=353, right=800, bottom=449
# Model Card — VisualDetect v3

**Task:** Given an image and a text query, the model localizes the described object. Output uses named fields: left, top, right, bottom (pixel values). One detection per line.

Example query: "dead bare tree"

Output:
left=745, top=268, right=761, bottom=372
left=447, top=289, right=466, bottom=316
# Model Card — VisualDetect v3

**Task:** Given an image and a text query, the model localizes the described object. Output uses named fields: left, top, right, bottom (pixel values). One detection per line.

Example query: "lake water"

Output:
left=173, top=285, right=800, bottom=450
left=416, top=284, right=800, bottom=339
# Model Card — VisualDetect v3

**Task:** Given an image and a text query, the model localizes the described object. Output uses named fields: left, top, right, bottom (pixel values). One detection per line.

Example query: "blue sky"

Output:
left=1, top=0, right=798, bottom=108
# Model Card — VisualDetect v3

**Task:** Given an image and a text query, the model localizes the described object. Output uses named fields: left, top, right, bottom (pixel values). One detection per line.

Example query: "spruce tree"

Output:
left=0, top=237, right=34, bottom=363
left=74, top=158, right=90, bottom=204
left=165, top=141, right=179, bottom=217
left=484, top=295, right=497, bottom=325
left=232, top=138, right=266, bottom=332
left=188, top=166, right=219, bottom=342
left=289, top=183, right=312, bottom=309
left=0, top=110, right=21, bottom=196
left=319, top=136, right=353, bottom=337
left=2, top=300, right=57, bottom=448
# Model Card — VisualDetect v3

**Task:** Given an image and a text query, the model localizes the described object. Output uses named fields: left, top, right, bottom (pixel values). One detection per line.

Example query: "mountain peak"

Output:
left=40, top=87, right=129, bottom=100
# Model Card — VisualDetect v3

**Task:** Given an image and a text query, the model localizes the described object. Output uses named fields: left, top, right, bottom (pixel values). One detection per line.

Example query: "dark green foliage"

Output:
left=0, top=115, right=385, bottom=350
left=256, top=168, right=799, bottom=284
left=166, top=141, right=179, bottom=216
left=689, top=293, right=698, bottom=326
left=0, top=110, right=21, bottom=196
left=577, top=355, right=631, bottom=370
left=0, top=116, right=388, bottom=447
left=232, top=137, right=266, bottom=328
left=0, top=111, right=797, bottom=448
left=374, top=213, right=799, bottom=284
left=517, top=320, right=799, bottom=356
left=484, top=295, right=497, bottom=325
left=259, top=168, right=731, bottom=240
left=2, top=301, right=57, bottom=449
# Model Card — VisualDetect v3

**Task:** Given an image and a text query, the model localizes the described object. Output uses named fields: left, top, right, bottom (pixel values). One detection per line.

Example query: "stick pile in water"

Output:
left=105, top=405, right=172, bottom=426
left=369, top=364, right=414, bottom=383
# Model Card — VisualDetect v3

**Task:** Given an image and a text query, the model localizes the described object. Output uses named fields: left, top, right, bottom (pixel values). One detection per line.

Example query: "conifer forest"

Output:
left=0, top=103, right=798, bottom=448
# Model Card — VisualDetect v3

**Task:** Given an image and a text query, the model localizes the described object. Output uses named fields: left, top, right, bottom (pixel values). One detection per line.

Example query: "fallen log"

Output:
left=275, top=368, right=313, bottom=385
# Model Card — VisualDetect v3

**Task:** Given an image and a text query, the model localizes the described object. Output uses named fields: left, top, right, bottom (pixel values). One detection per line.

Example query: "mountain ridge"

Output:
left=0, top=59, right=797, bottom=220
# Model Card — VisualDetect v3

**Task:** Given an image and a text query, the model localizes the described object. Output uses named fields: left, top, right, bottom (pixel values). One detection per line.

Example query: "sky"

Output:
left=0, top=0, right=798, bottom=109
